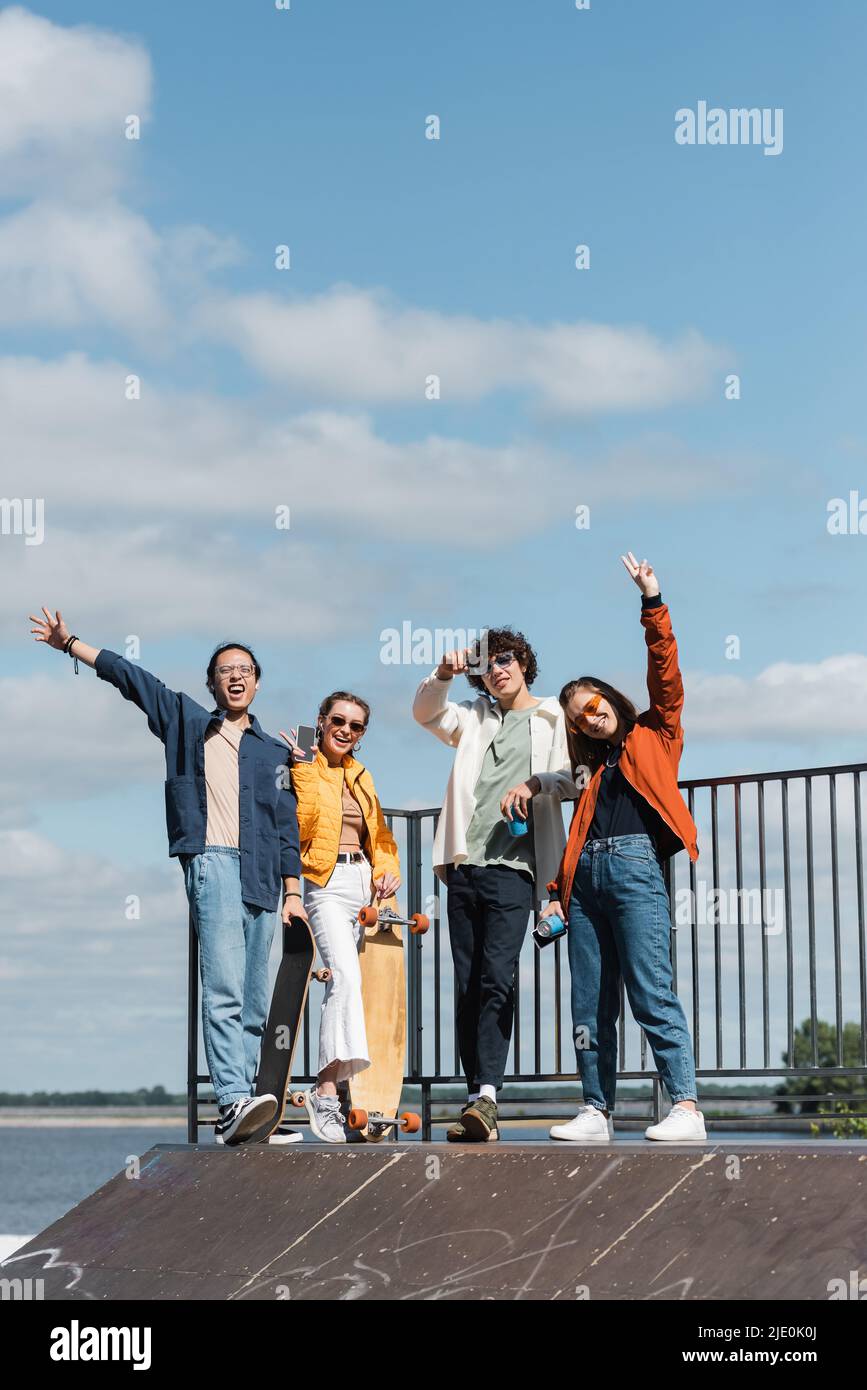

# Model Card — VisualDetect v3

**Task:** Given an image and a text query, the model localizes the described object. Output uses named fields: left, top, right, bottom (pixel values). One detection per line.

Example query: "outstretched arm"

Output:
left=29, top=605, right=185, bottom=742
left=621, top=552, right=684, bottom=739
left=30, top=608, right=100, bottom=668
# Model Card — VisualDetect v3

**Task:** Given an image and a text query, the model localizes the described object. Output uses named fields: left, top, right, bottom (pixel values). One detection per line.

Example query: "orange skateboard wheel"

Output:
left=358, top=906, right=379, bottom=926
left=290, top=1091, right=306, bottom=1108
left=348, top=1107, right=368, bottom=1130
left=399, top=1112, right=421, bottom=1133
left=313, top=968, right=331, bottom=982
left=410, top=913, right=430, bottom=935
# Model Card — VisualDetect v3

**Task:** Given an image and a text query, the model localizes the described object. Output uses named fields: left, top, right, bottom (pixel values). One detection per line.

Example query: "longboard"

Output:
left=245, top=916, right=316, bottom=1144
left=344, top=901, right=428, bottom=1141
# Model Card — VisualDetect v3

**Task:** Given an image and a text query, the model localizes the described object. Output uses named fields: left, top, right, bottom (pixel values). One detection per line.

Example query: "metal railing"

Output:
left=187, top=761, right=867, bottom=1141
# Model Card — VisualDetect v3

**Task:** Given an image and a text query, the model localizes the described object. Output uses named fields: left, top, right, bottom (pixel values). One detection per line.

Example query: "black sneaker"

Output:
left=460, top=1096, right=500, bottom=1142
left=215, top=1094, right=277, bottom=1147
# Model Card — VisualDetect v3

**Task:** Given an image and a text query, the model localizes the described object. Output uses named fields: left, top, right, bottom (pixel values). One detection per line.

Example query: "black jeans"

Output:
left=446, top=863, right=534, bottom=1091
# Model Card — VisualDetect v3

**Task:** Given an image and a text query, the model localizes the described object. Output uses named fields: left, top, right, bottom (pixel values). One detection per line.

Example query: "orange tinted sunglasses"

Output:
left=567, top=691, right=604, bottom=734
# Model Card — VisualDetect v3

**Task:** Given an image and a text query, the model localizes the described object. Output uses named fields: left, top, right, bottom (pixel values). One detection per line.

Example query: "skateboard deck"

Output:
left=346, top=900, right=427, bottom=1141
left=246, top=916, right=315, bottom=1144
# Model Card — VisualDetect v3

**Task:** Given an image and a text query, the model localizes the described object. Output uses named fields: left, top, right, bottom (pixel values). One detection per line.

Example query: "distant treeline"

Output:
left=0, top=1085, right=185, bottom=1107
left=1, top=1083, right=783, bottom=1108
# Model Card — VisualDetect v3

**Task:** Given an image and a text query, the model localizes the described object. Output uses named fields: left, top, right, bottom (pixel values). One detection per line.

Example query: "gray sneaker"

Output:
left=303, top=1087, right=347, bottom=1144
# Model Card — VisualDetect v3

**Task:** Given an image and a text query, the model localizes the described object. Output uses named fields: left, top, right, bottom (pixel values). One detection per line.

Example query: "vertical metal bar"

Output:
left=406, top=815, right=423, bottom=1079
left=422, top=1081, right=432, bottom=1143
left=711, top=785, right=722, bottom=1067
left=554, top=937, right=563, bottom=1073
left=757, top=781, right=769, bottom=1069
left=512, top=936, right=521, bottom=1081
left=533, top=912, right=542, bottom=1076
left=652, top=1075, right=662, bottom=1123
left=829, top=775, right=843, bottom=1063
left=187, top=912, right=199, bottom=1144
left=404, top=813, right=415, bottom=1078
left=805, top=777, right=818, bottom=1066
left=433, top=872, right=442, bottom=1077
left=688, top=786, right=700, bottom=1067
left=453, top=962, right=461, bottom=1081
left=782, top=779, right=794, bottom=1070
left=855, top=773, right=867, bottom=1066
left=734, top=782, right=746, bottom=1068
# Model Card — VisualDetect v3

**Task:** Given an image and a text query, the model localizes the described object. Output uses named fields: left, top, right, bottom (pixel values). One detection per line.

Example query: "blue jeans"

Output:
left=183, top=847, right=278, bottom=1108
left=567, top=834, right=697, bottom=1114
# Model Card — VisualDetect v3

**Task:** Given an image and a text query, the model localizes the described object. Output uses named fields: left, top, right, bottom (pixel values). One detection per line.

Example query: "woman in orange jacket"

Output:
left=283, top=692, right=400, bottom=1143
left=538, top=554, right=704, bottom=1144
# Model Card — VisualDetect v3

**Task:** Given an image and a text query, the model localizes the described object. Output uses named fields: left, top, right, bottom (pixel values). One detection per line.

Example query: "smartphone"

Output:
left=295, top=724, right=317, bottom=760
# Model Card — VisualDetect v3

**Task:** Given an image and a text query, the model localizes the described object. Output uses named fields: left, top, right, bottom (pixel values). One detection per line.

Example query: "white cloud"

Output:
left=199, top=285, right=726, bottom=415
left=4, top=519, right=398, bottom=640
left=0, top=354, right=732, bottom=550
left=0, top=199, right=169, bottom=336
left=0, top=673, right=166, bottom=808
left=0, top=5, right=151, bottom=199
left=0, top=12, right=726, bottom=411
left=685, top=654, right=867, bottom=738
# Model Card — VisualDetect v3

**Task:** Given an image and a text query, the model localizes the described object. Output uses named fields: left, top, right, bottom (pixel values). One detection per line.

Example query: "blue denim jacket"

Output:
left=95, top=650, right=301, bottom=911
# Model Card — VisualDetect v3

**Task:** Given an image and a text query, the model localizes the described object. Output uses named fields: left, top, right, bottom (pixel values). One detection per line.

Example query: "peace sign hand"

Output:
left=620, top=552, right=660, bottom=599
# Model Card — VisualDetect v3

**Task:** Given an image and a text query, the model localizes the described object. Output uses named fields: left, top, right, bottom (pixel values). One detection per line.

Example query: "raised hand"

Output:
left=620, top=552, right=660, bottom=598
left=279, top=728, right=313, bottom=763
left=435, top=647, right=475, bottom=681
left=29, top=607, right=70, bottom=651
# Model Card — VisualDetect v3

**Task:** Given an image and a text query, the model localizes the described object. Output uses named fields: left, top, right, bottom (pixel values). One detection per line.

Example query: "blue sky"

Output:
left=1, top=1, right=865, bottom=1091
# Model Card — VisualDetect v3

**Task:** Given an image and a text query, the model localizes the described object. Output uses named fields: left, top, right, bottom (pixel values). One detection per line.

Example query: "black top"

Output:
left=586, top=739, right=668, bottom=848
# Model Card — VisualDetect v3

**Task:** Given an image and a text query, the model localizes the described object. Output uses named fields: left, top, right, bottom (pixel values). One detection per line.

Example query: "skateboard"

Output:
left=245, top=915, right=328, bottom=1145
left=343, top=899, right=429, bottom=1142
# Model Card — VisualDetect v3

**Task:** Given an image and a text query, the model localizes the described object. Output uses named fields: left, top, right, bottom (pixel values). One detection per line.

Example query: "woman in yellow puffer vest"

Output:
left=282, top=691, right=401, bottom=1143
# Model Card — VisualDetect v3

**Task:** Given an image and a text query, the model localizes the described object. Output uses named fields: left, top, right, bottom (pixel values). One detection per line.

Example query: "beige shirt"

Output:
left=204, top=717, right=244, bottom=848
left=338, top=783, right=366, bottom=854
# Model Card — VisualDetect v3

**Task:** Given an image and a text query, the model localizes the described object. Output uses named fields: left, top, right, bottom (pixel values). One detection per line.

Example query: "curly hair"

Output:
left=465, top=626, right=539, bottom=692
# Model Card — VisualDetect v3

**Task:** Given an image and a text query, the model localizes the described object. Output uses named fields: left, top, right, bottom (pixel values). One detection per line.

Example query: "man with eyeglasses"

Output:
left=413, top=628, right=579, bottom=1142
left=28, top=608, right=303, bottom=1148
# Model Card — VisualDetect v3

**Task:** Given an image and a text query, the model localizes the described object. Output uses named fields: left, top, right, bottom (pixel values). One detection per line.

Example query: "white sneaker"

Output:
left=550, top=1105, right=613, bottom=1143
left=645, top=1105, right=707, bottom=1142
left=303, top=1087, right=347, bottom=1144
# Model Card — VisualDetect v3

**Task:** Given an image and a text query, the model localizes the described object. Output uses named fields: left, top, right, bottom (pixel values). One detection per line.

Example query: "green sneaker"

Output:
left=446, top=1101, right=475, bottom=1143
left=460, top=1096, right=500, bottom=1142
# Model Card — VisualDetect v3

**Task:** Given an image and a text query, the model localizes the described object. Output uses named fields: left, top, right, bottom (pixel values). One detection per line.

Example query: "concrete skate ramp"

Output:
left=5, top=1142, right=866, bottom=1301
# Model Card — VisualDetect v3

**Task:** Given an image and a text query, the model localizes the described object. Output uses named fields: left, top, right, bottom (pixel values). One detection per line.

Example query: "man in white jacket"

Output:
left=413, top=627, right=579, bottom=1141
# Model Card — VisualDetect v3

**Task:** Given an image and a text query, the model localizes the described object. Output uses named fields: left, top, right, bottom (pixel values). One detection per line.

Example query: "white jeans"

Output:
left=304, top=858, right=372, bottom=1082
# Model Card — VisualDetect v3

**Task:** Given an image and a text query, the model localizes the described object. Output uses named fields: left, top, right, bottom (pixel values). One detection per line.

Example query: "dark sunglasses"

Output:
left=481, top=651, right=517, bottom=675
left=326, top=714, right=367, bottom=735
